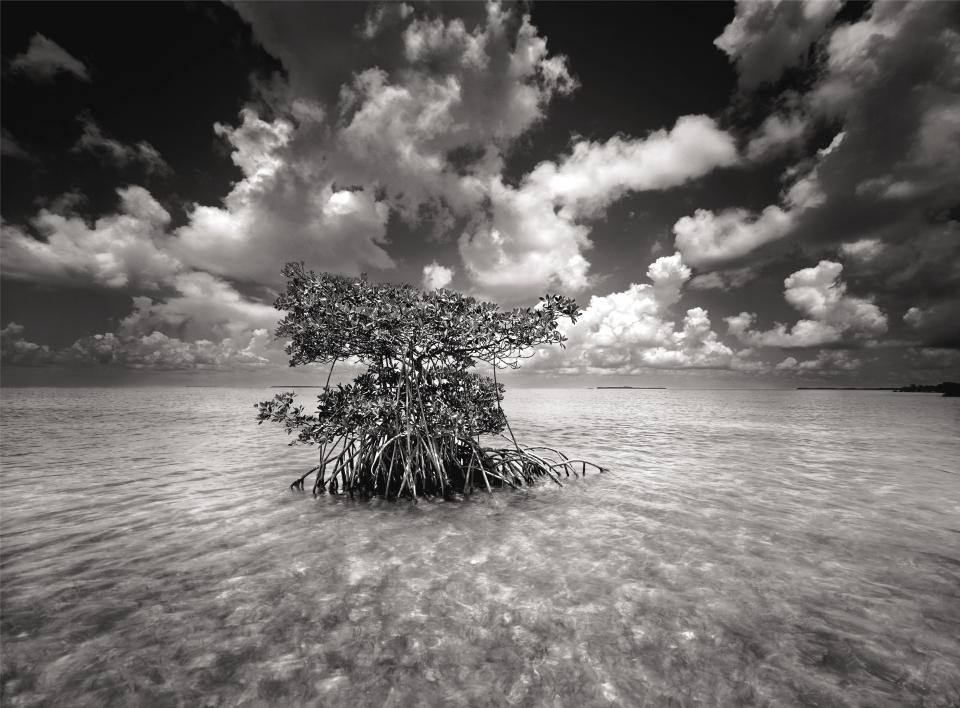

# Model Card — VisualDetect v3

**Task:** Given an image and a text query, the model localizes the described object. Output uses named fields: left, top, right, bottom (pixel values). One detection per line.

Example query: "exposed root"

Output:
left=289, top=432, right=604, bottom=500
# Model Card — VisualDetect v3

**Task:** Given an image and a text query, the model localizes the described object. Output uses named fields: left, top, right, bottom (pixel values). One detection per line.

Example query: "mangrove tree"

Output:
left=257, top=263, right=604, bottom=499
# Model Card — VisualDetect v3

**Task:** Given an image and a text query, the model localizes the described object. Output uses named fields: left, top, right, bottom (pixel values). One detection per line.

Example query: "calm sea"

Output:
left=1, top=387, right=959, bottom=707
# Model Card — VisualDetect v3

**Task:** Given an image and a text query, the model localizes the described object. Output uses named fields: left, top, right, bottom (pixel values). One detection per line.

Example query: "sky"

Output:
left=1, top=0, right=959, bottom=388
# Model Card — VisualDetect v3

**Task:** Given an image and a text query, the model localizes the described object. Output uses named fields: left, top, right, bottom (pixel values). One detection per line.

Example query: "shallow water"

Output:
left=1, top=387, right=959, bottom=707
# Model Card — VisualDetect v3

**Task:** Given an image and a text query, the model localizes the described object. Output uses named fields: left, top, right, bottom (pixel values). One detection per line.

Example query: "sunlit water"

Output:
left=1, top=387, right=959, bottom=707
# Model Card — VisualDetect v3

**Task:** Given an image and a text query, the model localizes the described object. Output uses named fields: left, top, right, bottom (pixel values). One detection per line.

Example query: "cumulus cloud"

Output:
left=674, top=131, right=843, bottom=268
left=461, top=115, right=738, bottom=300
left=715, top=0, right=843, bottom=89
left=171, top=110, right=392, bottom=285
left=73, top=117, right=171, bottom=176
left=688, top=0, right=960, bottom=346
left=118, top=272, right=278, bottom=342
left=840, top=237, right=885, bottom=263
left=1, top=323, right=56, bottom=366
left=10, top=33, right=90, bottom=82
left=229, top=3, right=736, bottom=301
left=1, top=320, right=275, bottom=371
left=527, top=253, right=745, bottom=374
left=674, top=205, right=794, bottom=269
left=327, top=4, right=577, bottom=202
left=0, top=3, right=761, bottom=376
left=0, top=178, right=284, bottom=372
left=727, top=260, right=887, bottom=348
left=776, top=349, right=862, bottom=372
left=1, top=186, right=180, bottom=289
left=520, top=115, right=738, bottom=216
left=2, top=265, right=282, bottom=372
left=745, top=112, right=809, bottom=160
left=421, top=261, right=454, bottom=290
left=363, top=2, right=413, bottom=40
left=704, top=2, right=960, bottom=316
left=173, top=4, right=584, bottom=293
left=4, top=4, right=740, bottom=309
left=67, top=329, right=274, bottom=370
left=902, top=299, right=960, bottom=348
left=3, top=4, right=592, bottom=376
left=458, top=175, right=593, bottom=301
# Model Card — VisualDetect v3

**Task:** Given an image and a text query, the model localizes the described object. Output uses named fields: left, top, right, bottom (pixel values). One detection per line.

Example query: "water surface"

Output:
left=2, top=387, right=959, bottom=706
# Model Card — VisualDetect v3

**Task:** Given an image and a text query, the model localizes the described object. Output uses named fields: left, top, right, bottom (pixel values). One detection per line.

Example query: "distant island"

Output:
left=596, top=386, right=666, bottom=389
left=798, top=382, right=958, bottom=397
left=893, top=382, right=959, bottom=397
left=797, top=387, right=897, bottom=391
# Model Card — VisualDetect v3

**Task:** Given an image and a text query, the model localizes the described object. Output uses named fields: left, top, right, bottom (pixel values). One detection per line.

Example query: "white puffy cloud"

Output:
left=674, top=205, right=794, bottom=269
left=172, top=108, right=392, bottom=285
left=715, top=0, right=843, bottom=89
left=673, top=131, right=844, bottom=267
left=117, top=271, right=278, bottom=342
left=403, top=15, right=489, bottom=67
left=697, top=0, right=960, bottom=333
left=421, top=261, right=454, bottom=290
left=809, top=1, right=911, bottom=114
left=213, top=107, right=293, bottom=182
left=727, top=260, right=888, bottom=348
left=458, top=175, right=592, bottom=301
left=902, top=306, right=924, bottom=329
left=1, top=272, right=282, bottom=372
left=73, top=117, right=170, bottom=175
left=520, top=115, right=738, bottom=217
left=776, top=349, right=862, bottom=372
left=527, top=254, right=743, bottom=374
left=363, top=3, right=414, bottom=40
left=745, top=112, right=809, bottom=160
left=4, top=4, right=740, bottom=310
left=1, top=323, right=56, bottom=366
left=64, top=328, right=274, bottom=370
left=177, top=4, right=583, bottom=293
left=1, top=186, right=180, bottom=289
left=1, top=322, right=275, bottom=371
left=3, top=3, right=593, bottom=376
left=840, top=237, right=885, bottom=263
left=334, top=4, right=576, bottom=206
left=10, top=33, right=90, bottom=82
left=0, top=176, right=284, bottom=372
left=1, top=3, right=747, bottom=377
left=461, top=115, right=738, bottom=300
left=232, top=4, right=736, bottom=302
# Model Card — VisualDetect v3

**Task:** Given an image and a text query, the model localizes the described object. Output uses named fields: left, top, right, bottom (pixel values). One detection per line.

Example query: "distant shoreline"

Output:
left=798, top=381, right=958, bottom=397
left=595, top=386, right=666, bottom=389
left=797, top=387, right=897, bottom=391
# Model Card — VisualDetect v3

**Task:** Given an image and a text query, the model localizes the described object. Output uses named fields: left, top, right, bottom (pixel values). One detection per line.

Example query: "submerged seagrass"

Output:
left=257, top=263, right=604, bottom=499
